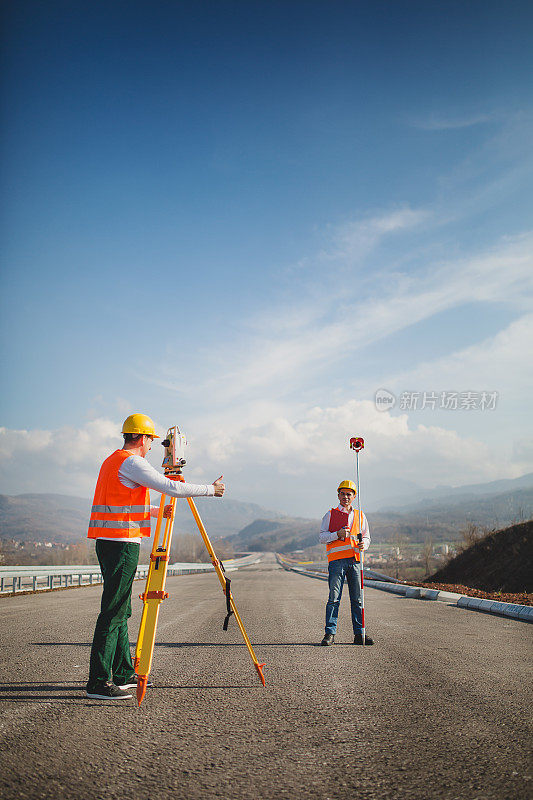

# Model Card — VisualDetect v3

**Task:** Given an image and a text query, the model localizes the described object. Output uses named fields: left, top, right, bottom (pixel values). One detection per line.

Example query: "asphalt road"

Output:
left=0, top=553, right=531, bottom=800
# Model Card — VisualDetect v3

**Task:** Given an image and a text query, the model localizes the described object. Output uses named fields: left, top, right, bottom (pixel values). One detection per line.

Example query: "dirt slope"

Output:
left=427, top=519, right=532, bottom=593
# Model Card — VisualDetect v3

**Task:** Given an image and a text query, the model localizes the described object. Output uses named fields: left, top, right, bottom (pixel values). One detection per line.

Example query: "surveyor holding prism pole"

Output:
left=85, top=413, right=225, bottom=701
left=319, top=475, right=374, bottom=646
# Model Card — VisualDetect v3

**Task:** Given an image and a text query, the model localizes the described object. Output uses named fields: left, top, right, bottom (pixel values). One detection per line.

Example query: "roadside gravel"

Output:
left=414, top=582, right=532, bottom=605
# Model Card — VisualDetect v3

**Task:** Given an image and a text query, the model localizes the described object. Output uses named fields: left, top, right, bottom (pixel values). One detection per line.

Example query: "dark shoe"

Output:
left=86, top=680, right=133, bottom=700
left=354, top=633, right=374, bottom=645
left=117, top=674, right=154, bottom=690
left=321, top=633, right=335, bottom=646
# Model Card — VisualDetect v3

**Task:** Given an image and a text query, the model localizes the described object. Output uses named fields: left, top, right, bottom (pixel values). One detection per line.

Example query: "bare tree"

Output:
left=460, top=523, right=487, bottom=551
left=170, top=533, right=234, bottom=564
left=390, top=530, right=408, bottom=580
left=422, top=535, right=433, bottom=577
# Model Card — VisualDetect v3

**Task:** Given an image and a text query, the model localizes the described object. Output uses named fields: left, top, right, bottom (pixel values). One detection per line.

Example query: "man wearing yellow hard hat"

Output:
left=318, top=479, right=373, bottom=646
left=86, top=413, right=225, bottom=700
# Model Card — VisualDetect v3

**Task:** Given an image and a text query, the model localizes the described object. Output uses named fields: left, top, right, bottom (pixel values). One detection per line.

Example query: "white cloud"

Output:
left=324, top=206, right=430, bottom=261
left=188, top=399, right=528, bottom=514
left=197, top=400, right=493, bottom=477
left=410, top=112, right=495, bottom=131
left=0, top=419, right=121, bottom=496
left=0, top=400, right=523, bottom=515
left=372, top=313, right=533, bottom=467
left=189, top=231, right=533, bottom=407
left=388, top=313, right=533, bottom=395
left=1, top=395, right=530, bottom=516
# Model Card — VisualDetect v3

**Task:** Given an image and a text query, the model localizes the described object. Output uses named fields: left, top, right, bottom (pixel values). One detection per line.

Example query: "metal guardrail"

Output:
left=1, top=570, right=103, bottom=594
left=0, top=554, right=261, bottom=596
left=0, top=566, right=194, bottom=595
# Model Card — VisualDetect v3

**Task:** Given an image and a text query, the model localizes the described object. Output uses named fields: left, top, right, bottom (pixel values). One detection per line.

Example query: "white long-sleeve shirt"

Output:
left=97, top=454, right=215, bottom=544
left=318, top=505, right=370, bottom=551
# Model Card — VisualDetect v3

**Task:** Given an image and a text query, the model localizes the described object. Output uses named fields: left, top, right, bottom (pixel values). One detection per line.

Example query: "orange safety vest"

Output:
left=88, top=450, right=151, bottom=540
left=326, top=507, right=361, bottom=563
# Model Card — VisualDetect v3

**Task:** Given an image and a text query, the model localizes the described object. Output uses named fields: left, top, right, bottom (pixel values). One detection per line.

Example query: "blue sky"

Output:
left=1, top=1, right=532, bottom=516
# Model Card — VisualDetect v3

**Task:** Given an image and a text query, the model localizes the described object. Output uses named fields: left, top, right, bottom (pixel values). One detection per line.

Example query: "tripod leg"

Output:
left=134, top=601, right=149, bottom=673
left=135, top=495, right=176, bottom=705
left=134, top=499, right=166, bottom=672
left=186, top=497, right=266, bottom=686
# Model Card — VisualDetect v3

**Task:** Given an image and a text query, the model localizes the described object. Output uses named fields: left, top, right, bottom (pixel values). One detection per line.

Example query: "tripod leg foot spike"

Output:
left=255, top=662, right=266, bottom=686
left=136, top=675, right=148, bottom=706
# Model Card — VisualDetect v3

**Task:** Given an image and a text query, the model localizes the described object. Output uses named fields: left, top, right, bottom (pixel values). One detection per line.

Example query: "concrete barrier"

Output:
left=456, top=596, right=533, bottom=622
left=277, top=557, right=532, bottom=624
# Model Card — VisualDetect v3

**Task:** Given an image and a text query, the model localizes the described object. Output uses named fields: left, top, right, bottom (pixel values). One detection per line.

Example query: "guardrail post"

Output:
left=12, top=577, right=17, bottom=593
left=33, top=576, right=37, bottom=591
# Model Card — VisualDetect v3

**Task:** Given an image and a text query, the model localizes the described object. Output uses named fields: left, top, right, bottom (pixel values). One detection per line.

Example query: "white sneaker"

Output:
left=117, top=675, right=153, bottom=690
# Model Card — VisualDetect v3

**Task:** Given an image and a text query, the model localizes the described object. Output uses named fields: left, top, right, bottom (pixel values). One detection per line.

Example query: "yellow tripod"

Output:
left=134, top=429, right=266, bottom=706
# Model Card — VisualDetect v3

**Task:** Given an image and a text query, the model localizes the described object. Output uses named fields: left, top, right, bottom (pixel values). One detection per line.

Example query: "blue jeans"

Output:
left=325, top=557, right=363, bottom=635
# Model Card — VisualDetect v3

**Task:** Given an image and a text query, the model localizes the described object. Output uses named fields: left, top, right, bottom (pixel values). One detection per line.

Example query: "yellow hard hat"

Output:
left=121, top=413, right=160, bottom=438
left=338, top=480, right=357, bottom=494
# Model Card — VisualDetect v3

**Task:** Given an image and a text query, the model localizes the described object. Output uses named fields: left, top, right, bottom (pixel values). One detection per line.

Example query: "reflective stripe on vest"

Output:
left=326, top=507, right=361, bottom=563
left=91, top=504, right=149, bottom=514
left=88, top=519, right=151, bottom=530
left=88, top=450, right=151, bottom=540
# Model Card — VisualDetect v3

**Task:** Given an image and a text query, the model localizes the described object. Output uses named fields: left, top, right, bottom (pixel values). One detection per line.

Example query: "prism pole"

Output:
left=350, top=437, right=366, bottom=645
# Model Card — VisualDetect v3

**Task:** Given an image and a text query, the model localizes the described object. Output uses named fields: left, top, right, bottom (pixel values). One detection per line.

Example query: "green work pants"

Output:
left=88, top=540, right=140, bottom=686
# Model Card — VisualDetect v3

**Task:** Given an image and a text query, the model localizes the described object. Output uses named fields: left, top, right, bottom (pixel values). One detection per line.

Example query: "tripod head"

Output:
left=161, top=425, right=187, bottom=473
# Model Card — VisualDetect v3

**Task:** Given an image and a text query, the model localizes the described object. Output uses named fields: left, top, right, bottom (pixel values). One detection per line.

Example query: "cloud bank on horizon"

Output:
left=1, top=2, right=532, bottom=517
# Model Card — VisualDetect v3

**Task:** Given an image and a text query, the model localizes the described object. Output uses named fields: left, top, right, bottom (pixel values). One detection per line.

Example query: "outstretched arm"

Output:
left=120, top=455, right=219, bottom=498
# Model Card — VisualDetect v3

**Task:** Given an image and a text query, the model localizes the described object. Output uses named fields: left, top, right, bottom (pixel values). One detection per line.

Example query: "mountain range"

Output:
left=379, top=472, right=533, bottom=510
left=1, top=472, right=532, bottom=551
left=0, top=492, right=282, bottom=543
